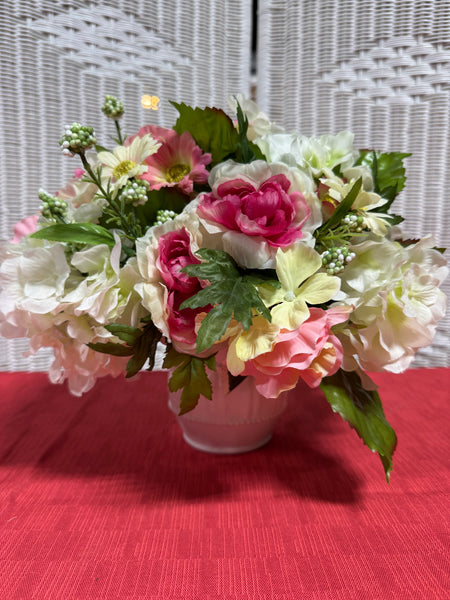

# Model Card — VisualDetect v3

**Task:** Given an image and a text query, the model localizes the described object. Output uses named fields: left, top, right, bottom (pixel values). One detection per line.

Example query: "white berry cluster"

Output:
left=38, top=189, right=68, bottom=221
left=321, top=246, right=356, bottom=275
left=59, top=123, right=97, bottom=155
left=101, top=95, right=124, bottom=120
left=117, top=179, right=150, bottom=206
left=343, top=213, right=366, bottom=233
left=154, top=209, right=178, bottom=226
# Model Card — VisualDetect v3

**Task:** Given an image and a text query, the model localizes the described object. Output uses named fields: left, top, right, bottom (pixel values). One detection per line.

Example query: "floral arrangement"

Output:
left=1, top=94, right=447, bottom=480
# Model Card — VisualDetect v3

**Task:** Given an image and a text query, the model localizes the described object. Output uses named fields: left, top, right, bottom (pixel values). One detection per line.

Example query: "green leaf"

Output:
left=165, top=348, right=214, bottom=415
left=95, top=144, right=109, bottom=153
left=317, top=178, right=362, bottom=233
left=183, top=248, right=238, bottom=281
left=89, top=319, right=162, bottom=377
left=163, top=344, right=189, bottom=369
left=125, top=320, right=162, bottom=377
left=180, top=249, right=271, bottom=353
left=133, top=187, right=190, bottom=228
left=104, top=324, right=141, bottom=345
left=87, top=342, right=134, bottom=357
left=31, top=223, right=116, bottom=247
left=171, top=101, right=240, bottom=165
left=320, top=369, right=397, bottom=482
left=358, top=150, right=411, bottom=210
left=234, top=98, right=265, bottom=163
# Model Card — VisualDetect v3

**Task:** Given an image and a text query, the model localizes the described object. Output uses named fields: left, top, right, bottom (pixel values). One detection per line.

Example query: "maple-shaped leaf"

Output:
left=163, top=346, right=216, bottom=414
left=180, top=249, right=272, bottom=353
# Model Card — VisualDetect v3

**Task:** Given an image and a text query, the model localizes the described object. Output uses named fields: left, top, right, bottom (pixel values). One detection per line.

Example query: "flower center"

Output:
left=166, top=163, right=190, bottom=183
left=112, top=160, right=137, bottom=180
left=284, top=290, right=296, bottom=302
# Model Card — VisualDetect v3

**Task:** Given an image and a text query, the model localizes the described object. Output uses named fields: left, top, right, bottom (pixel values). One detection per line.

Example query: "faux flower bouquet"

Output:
left=1, top=94, right=447, bottom=480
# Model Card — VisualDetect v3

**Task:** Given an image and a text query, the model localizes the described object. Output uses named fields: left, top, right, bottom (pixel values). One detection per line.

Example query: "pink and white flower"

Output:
left=135, top=213, right=208, bottom=353
left=231, top=307, right=350, bottom=398
left=128, top=125, right=211, bottom=194
left=11, top=215, right=38, bottom=244
left=196, top=160, right=321, bottom=268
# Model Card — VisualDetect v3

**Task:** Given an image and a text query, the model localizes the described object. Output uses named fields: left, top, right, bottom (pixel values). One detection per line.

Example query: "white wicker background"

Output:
left=0, top=0, right=252, bottom=371
left=257, top=0, right=450, bottom=367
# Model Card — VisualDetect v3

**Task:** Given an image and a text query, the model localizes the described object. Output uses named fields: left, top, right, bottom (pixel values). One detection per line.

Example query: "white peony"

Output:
left=63, top=236, right=146, bottom=326
left=335, top=237, right=448, bottom=373
left=0, top=239, right=70, bottom=318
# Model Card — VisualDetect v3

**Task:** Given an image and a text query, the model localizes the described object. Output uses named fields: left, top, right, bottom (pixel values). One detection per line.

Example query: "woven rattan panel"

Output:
left=0, top=0, right=252, bottom=371
left=257, top=0, right=450, bottom=367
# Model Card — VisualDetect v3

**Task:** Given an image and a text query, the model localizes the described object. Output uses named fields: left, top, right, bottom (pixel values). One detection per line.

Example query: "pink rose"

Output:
left=157, top=228, right=201, bottom=294
left=156, top=227, right=210, bottom=351
left=166, top=292, right=199, bottom=346
left=197, top=174, right=311, bottom=247
left=242, top=307, right=350, bottom=398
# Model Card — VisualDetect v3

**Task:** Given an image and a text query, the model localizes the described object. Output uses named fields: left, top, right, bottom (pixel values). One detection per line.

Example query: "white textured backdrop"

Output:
left=257, top=0, right=450, bottom=367
left=0, top=0, right=252, bottom=370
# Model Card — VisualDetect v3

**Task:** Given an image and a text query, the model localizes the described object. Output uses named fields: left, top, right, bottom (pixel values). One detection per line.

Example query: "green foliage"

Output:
left=31, top=223, right=116, bottom=247
left=180, top=249, right=272, bottom=353
left=357, top=150, right=411, bottom=210
left=315, top=178, right=362, bottom=240
left=163, top=346, right=216, bottom=414
left=171, top=101, right=263, bottom=166
left=234, top=98, right=265, bottom=163
left=171, top=101, right=239, bottom=166
left=88, top=319, right=162, bottom=378
left=133, top=187, right=190, bottom=228
left=86, top=341, right=134, bottom=357
left=320, top=369, right=397, bottom=482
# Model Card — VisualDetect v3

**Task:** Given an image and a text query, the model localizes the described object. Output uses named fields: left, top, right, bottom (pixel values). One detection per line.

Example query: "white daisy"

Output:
left=97, top=134, right=161, bottom=190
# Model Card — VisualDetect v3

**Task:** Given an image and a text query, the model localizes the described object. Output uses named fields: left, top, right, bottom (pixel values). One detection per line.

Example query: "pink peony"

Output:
left=128, top=125, right=211, bottom=194
left=241, top=307, right=350, bottom=398
left=197, top=173, right=311, bottom=247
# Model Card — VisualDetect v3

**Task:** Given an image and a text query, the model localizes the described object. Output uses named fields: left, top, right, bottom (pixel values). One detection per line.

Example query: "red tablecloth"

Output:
left=0, top=368, right=448, bottom=599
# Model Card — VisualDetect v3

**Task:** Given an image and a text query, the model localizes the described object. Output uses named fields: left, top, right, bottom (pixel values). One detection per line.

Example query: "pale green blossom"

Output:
left=259, top=243, right=341, bottom=329
left=256, top=130, right=358, bottom=177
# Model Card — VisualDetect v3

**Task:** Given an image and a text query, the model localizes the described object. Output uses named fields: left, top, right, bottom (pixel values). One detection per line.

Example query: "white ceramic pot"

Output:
left=168, top=364, right=287, bottom=454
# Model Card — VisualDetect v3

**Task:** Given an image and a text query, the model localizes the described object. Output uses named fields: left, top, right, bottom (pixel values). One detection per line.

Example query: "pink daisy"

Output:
left=128, top=125, right=211, bottom=195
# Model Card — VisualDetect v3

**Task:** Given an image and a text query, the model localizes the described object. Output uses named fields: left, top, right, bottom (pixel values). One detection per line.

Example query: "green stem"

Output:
left=79, top=153, right=110, bottom=199
left=78, top=152, right=139, bottom=241
left=115, top=120, right=124, bottom=145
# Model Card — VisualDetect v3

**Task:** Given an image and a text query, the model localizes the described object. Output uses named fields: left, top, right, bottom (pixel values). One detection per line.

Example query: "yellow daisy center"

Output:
left=166, top=163, right=190, bottom=183
left=112, top=160, right=137, bottom=180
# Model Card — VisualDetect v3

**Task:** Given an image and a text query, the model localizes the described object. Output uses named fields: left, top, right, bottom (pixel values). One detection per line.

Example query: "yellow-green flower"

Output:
left=225, top=315, right=280, bottom=375
left=259, top=243, right=341, bottom=329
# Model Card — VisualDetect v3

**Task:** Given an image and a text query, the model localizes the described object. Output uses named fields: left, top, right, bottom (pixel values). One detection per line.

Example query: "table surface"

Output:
left=0, top=368, right=448, bottom=600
